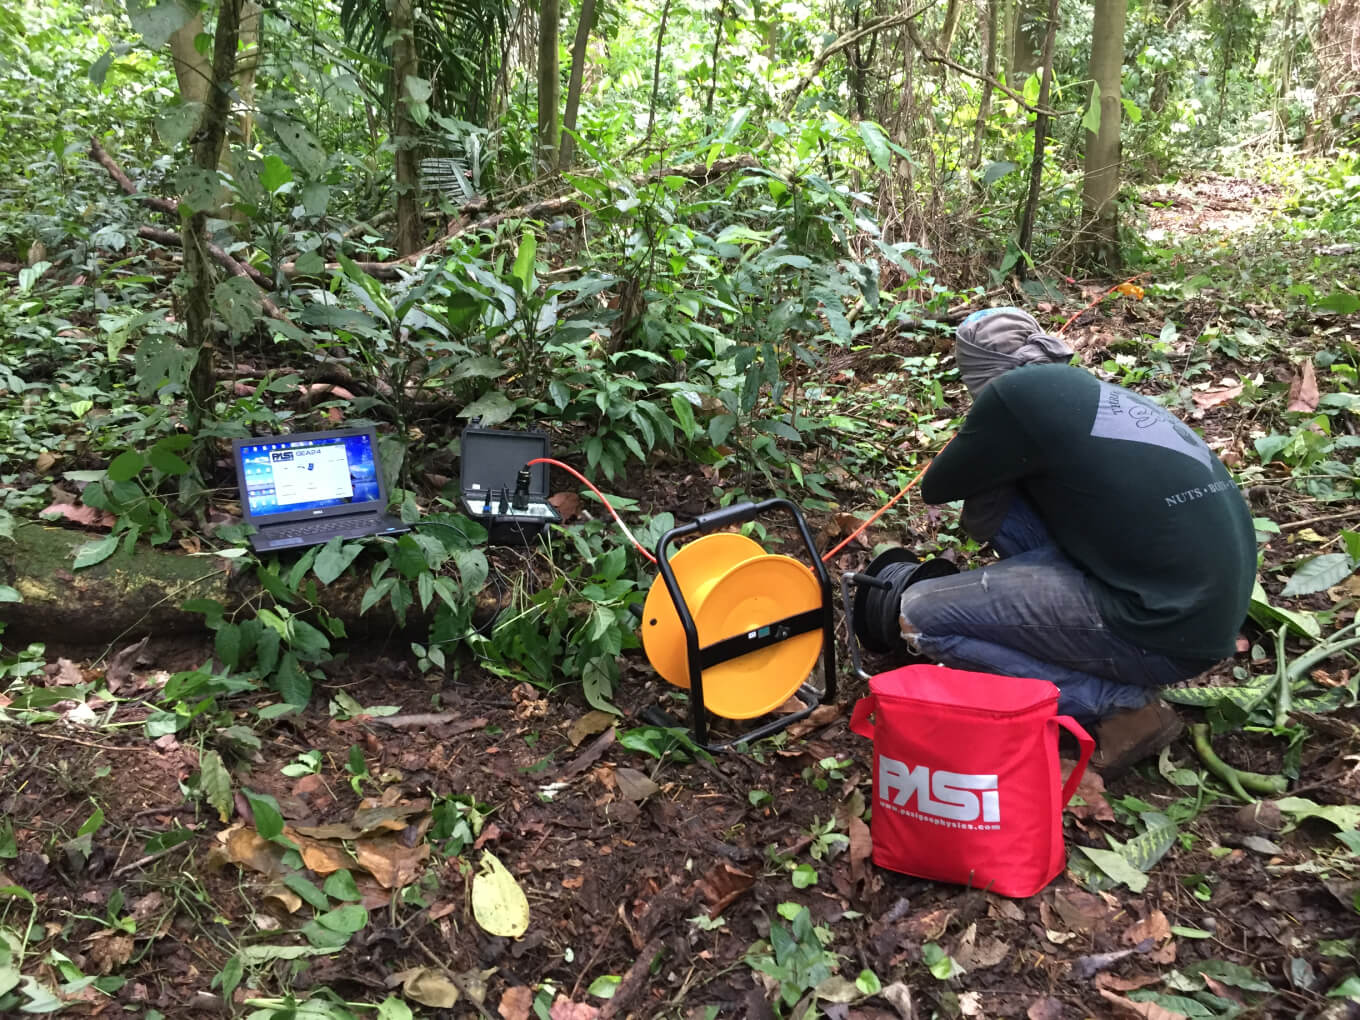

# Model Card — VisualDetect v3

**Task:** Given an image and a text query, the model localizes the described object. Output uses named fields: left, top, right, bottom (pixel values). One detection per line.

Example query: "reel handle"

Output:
left=849, top=572, right=893, bottom=590
left=692, top=501, right=760, bottom=533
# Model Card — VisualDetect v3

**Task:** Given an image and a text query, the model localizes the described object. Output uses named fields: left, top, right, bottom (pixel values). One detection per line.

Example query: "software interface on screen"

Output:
left=240, top=434, right=381, bottom=516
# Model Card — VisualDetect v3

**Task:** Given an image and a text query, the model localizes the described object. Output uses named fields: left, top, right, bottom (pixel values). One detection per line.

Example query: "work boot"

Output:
left=1091, top=699, right=1185, bottom=779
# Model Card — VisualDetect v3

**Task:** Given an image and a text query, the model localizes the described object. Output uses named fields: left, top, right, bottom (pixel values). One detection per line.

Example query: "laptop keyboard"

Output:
left=271, top=519, right=367, bottom=539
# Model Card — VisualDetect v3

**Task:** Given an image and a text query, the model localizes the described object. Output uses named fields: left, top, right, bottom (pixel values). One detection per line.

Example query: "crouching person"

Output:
left=900, top=308, right=1255, bottom=775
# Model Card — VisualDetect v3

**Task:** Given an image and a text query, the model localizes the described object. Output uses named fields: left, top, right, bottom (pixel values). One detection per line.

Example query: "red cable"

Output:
left=820, top=455, right=935, bottom=564
left=525, top=457, right=658, bottom=564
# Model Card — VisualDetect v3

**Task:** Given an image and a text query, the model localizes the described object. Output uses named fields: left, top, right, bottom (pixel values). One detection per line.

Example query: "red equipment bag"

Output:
left=850, top=664, right=1094, bottom=898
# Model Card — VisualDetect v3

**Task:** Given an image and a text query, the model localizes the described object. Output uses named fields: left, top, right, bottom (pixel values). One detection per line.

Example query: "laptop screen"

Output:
left=240, top=433, right=381, bottom=517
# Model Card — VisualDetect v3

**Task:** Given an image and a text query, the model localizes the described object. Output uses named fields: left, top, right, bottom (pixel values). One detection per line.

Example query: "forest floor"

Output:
left=3, top=173, right=1360, bottom=1020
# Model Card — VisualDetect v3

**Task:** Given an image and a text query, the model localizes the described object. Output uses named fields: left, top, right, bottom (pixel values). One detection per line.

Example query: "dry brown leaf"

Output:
left=86, top=932, right=134, bottom=974
left=1122, top=909, right=1171, bottom=946
left=1095, top=973, right=1164, bottom=992
left=953, top=922, right=1010, bottom=970
left=1122, top=909, right=1175, bottom=963
left=40, top=502, right=116, bottom=529
left=218, top=823, right=287, bottom=878
left=35, top=451, right=57, bottom=475
left=474, top=821, right=503, bottom=850
left=295, top=837, right=353, bottom=876
left=500, top=986, right=535, bottom=1020
left=787, top=703, right=843, bottom=738
left=847, top=815, right=872, bottom=886
left=548, top=996, right=600, bottom=1020
left=262, top=883, right=303, bottom=915
left=561, top=874, right=584, bottom=889
left=987, top=895, right=1026, bottom=922
left=1200, top=975, right=1244, bottom=1004
left=1026, top=997, right=1064, bottom=1020
left=614, top=767, right=661, bottom=802
left=357, top=837, right=430, bottom=889
left=1287, top=359, right=1319, bottom=412
left=292, top=822, right=363, bottom=841
left=392, top=967, right=459, bottom=1008
left=902, top=906, right=953, bottom=941
left=695, top=862, right=755, bottom=916
left=52, top=658, right=84, bottom=686
left=549, top=491, right=583, bottom=523
left=1098, top=989, right=1188, bottom=1019
left=1052, top=888, right=1113, bottom=932
left=1065, top=766, right=1115, bottom=822
left=1191, top=382, right=1243, bottom=409
left=351, top=799, right=430, bottom=835
left=568, top=710, right=616, bottom=747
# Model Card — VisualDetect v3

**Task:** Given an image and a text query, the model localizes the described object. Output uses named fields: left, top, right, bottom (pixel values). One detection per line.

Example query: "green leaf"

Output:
left=582, top=657, right=620, bottom=715
left=1077, top=845, right=1148, bottom=892
left=1082, top=81, right=1102, bottom=135
left=283, top=873, right=330, bottom=911
left=449, top=356, right=506, bottom=383
left=314, top=538, right=365, bottom=586
left=1248, top=580, right=1321, bottom=639
left=1186, top=959, right=1273, bottom=993
left=1319, top=291, right=1360, bottom=316
left=377, top=997, right=415, bottom=1020
left=1283, top=553, right=1355, bottom=597
left=588, top=975, right=621, bottom=999
left=259, top=154, right=294, bottom=194
left=0, top=586, right=20, bottom=603
left=923, top=942, right=963, bottom=980
left=274, top=118, right=327, bottom=177
left=315, top=903, right=368, bottom=934
left=1121, top=97, right=1143, bottom=123
left=981, top=160, right=1019, bottom=185
left=1329, top=975, right=1360, bottom=1000
left=301, top=183, right=330, bottom=217
left=73, top=534, right=119, bottom=570
left=857, top=121, right=892, bottom=172
left=404, top=75, right=432, bottom=103
left=128, top=1, right=194, bottom=49
left=459, top=391, right=516, bottom=428
left=1276, top=797, right=1360, bottom=830
left=107, top=450, right=146, bottom=482
left=510, top=229, right=537, bottom=296
left=148, top=443, right=191, bottom=476
left=199, top=749, right=233, bottom=822
left=244, top=790, right=285, bottom=841
left=213, top=277, right=264, bottom=336
left=670, top=394, right=698, bottom=439
left=324, top=870, right=362, bottom=902
left=275, top=653, right=313, bottom=707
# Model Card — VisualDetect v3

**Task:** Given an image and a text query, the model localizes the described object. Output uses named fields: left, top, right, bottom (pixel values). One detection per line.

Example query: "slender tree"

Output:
left=391, top=0, right=422, bottom=255
left=970, top=0, right=1000, bottom=167
left=1015, top=0, right=1059, bottom=270
left=538, top=0, right=561, bottom=167
left=183, top=0, right=245, bottom=434
left=559, top=0, right=598, bottom=168
left=1081, top=0, right=1128, bottom=269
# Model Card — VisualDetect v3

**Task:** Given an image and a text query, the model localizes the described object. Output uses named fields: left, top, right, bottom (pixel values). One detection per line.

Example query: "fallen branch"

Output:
left=90, top=137, right=178, bottom=216
left=137, top=226, right=289, bottom=321
left=600, top=938, right=664, bottom=1020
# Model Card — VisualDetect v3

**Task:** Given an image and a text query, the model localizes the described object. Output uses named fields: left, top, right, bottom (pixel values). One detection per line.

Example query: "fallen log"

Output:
left=0, top=525, right=429, bottom=649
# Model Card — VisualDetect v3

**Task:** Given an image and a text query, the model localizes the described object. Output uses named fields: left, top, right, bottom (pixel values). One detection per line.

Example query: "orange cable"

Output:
left=820, top=449, right=942, bottom=563
left=1056, top=268, right=1156, bottom=336
left=526, top=457, right=658, bottom=564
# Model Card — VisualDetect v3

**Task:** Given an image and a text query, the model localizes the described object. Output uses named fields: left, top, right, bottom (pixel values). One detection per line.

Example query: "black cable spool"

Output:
left=852, top=548, right=960, bottom=653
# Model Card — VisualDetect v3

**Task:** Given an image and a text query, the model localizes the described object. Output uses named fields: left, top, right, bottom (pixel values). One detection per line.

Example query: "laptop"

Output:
left=232, top=427, right=411, bottom=552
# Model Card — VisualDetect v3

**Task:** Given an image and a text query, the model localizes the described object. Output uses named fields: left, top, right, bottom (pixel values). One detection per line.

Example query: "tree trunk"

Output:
left=390, top=0, right=423, bottom=255
left=1313, top=0, right=1360, bottom=149
left=705, top=0, right=728, bottom=119
left=168, top=8, right=209, bottom=108
left=0, top=526, right=432, bottom=648
left=970, top=0, right=1000, bottom=167
left=1081, top=0, right=1127, bottom=271
left=236, top=2, right=263, bottom=149
left=558, top=0, right=597, bottom=168
left=183, top=0, right=244, bottom=435
left=642, top=0, right=675, bottom=144
left=1015, top=0, right=1059, bottom=273
left=937, top=0, right=965, bottom=64
left=1009, top=0, right=1048, bottom=79
left=537, top=0, right=561, bottom=168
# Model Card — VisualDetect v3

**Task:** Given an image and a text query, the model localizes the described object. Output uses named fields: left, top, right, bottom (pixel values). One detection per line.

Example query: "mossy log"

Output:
left=0, top=525, right=427, bottom=648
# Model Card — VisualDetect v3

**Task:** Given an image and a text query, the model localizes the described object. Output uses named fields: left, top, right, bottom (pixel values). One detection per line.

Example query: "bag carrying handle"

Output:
left=850, top=695, right=876, bottom=739
left=1051, top=715, right=1095, bottom=808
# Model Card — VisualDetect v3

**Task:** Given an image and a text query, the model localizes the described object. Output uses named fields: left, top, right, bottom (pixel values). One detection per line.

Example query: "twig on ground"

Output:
left=1280, top=507, right=1360, bottom=532
left=111, top=841, right=192, bottom=878
left=411, top=935, right=498, bottom=1020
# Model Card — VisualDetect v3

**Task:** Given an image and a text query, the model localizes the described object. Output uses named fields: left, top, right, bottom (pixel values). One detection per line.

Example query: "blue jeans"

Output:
left=899, top=497, right=1204, bottom=723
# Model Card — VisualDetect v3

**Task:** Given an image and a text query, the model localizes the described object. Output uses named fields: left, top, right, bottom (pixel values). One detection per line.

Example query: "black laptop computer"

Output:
left=232, top=427, right=411, bottom=552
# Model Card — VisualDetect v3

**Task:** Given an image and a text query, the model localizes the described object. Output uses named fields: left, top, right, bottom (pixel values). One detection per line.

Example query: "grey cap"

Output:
left=955, top=307, right=1073, bottom=394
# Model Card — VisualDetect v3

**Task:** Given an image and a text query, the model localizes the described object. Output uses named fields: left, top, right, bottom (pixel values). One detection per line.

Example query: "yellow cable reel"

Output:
left=640, top=533, right=825, bottom=720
